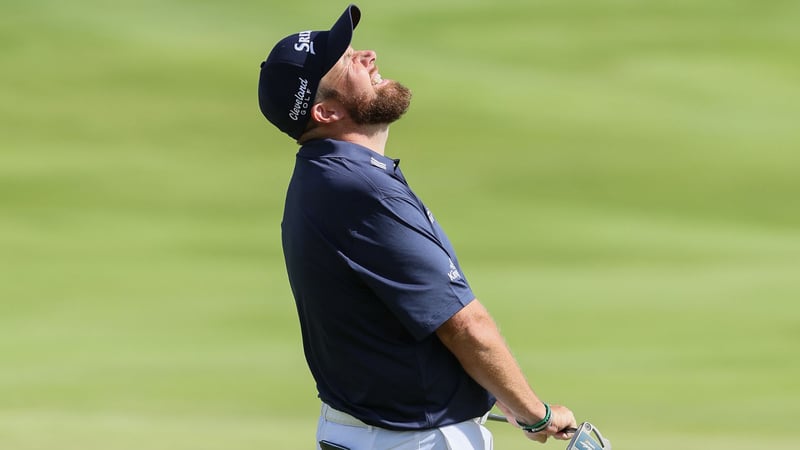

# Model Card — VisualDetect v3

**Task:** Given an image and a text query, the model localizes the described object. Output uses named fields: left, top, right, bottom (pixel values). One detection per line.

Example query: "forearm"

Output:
left=436, top=299, right=547, bottom=425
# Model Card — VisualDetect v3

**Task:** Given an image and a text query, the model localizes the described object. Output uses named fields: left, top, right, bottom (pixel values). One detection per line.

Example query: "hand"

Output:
left=493, top=401, right=577, bottom=444
left=544, top=404, right=577, bottom=440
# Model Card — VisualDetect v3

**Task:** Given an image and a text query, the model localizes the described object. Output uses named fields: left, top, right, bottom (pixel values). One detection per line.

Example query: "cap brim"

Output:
left=323, top=4, right=361, bottom=75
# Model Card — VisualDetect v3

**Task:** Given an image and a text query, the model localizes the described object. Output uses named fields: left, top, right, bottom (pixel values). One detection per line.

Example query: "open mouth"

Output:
left=371, top=73, right=383, bottom=86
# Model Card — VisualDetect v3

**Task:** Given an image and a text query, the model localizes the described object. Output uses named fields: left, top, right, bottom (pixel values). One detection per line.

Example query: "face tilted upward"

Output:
left=320, top=46, right=412, bottom=126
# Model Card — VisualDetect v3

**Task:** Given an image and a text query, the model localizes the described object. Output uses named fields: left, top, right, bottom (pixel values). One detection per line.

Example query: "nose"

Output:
left=357, top=50, right=376, bottom=67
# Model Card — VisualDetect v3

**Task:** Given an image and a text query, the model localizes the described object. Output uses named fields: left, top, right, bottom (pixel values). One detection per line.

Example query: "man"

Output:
left=258, top=4, right=577, bottom=449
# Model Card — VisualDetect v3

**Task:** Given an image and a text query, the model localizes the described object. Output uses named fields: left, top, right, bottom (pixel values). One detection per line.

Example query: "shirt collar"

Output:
left=299, top=138, right=398, bottom=172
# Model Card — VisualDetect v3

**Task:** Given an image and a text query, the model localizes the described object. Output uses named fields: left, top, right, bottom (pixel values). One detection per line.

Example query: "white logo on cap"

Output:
left=294, top=31, right=316, bottom=54
left=289, top=77, right=311, bottom=121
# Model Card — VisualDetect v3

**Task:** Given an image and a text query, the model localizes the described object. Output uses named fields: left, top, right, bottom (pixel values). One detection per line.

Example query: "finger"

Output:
left=552, top=430, right=574, bottom=440
left=524, top=431, right=547, bottom=443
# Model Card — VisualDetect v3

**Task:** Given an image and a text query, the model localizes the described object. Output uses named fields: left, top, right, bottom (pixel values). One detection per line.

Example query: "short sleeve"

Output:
left=343, top=196, right=475, bottom=340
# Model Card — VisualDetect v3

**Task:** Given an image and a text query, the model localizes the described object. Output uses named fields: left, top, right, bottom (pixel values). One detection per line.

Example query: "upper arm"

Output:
left=345, top=196, right=475, bottom=340
left=436, top=299, right=495, bottom=350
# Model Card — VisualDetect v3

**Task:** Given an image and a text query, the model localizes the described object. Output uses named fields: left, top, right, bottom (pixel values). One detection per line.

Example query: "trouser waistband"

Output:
left=322, top=403, right=372, bottom=428
left=321, top=403, right=490, bottom=428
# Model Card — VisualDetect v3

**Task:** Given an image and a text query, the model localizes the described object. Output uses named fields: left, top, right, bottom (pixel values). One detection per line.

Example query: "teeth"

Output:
left=371, top=73, right=383, bottom=85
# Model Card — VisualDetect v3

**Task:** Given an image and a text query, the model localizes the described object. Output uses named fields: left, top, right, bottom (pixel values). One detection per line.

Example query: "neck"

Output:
left=338, top=124, right=390, bottom=155
left=300, top=122, right=391, bottom=155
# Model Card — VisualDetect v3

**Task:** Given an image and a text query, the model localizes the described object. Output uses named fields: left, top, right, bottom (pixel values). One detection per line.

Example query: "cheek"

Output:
left=342, top=77, right=376, bottom=101
left=348, top=68, right=375, bottom=90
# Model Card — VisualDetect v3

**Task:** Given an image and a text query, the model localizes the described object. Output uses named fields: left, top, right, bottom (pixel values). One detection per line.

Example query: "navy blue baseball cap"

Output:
left=258, top=4, right=361, bottom=140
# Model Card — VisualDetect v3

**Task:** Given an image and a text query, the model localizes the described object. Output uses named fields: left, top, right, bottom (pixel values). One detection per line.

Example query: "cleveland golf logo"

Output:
left=294, top=31, right=316, bottom=54
left=289, top=77, right=311, bottom=121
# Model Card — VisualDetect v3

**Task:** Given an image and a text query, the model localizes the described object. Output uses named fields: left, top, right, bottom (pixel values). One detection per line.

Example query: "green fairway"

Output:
left=2, top=0, right=798, bottom=449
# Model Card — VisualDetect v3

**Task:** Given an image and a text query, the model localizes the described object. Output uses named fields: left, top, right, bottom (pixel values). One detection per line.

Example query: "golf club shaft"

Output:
left=486, top=413, right=577, bottom=433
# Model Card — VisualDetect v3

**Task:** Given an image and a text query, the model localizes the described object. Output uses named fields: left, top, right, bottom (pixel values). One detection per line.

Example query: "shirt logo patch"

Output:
left=370, top=157, right=387, bottom=170
left=447, top=259, right=462, bottom=282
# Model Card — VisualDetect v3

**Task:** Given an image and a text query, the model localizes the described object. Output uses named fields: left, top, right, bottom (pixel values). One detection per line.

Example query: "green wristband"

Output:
left=517, top=403, right=552, bottom=433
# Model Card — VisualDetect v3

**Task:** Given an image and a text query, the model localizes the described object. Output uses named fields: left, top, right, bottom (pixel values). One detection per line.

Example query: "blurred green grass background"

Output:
left=2, top=0, right=799, bottom=449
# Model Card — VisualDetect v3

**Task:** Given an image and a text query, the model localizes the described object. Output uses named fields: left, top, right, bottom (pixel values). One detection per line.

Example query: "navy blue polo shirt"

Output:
left=281, top=138, right=494, bottom=430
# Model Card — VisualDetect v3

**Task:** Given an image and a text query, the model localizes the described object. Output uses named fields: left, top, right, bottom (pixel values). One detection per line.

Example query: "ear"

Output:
left=309, top=99, right=345, bottom=125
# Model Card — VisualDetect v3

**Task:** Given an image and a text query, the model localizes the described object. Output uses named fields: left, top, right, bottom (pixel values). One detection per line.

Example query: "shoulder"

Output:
left=296, top=139, right=406, bottom=200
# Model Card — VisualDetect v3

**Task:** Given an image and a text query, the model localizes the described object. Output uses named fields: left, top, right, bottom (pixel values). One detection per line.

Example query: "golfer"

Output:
left=258, top=4, right=577, bottom=449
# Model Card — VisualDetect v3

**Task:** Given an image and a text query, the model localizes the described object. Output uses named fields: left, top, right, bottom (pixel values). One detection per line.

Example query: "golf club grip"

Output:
left=486, top=414, right=577, bottom=433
